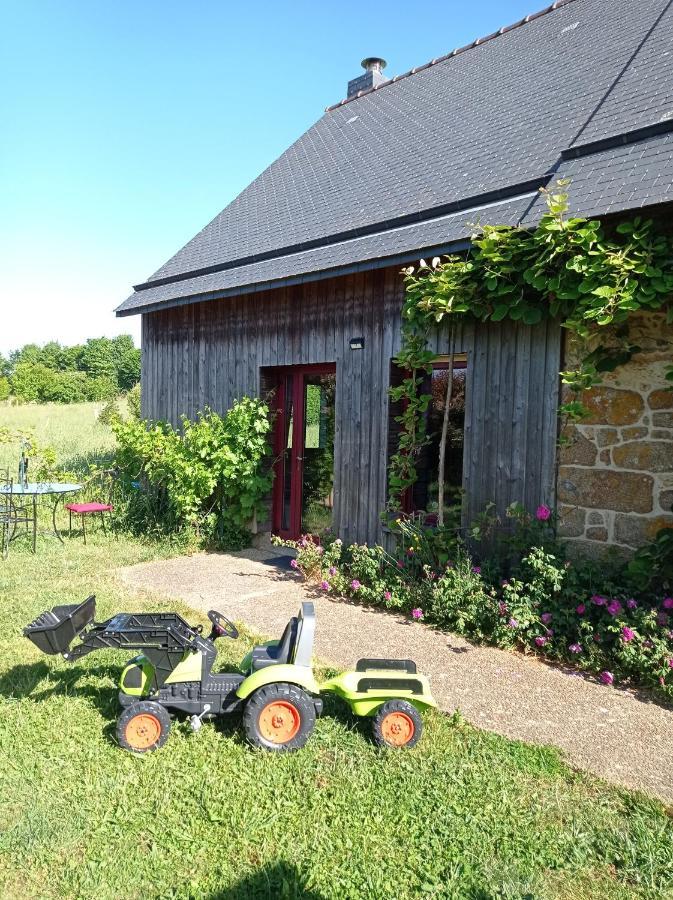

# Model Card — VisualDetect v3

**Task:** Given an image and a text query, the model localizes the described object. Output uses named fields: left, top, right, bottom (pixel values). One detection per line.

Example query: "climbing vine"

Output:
left=388, top=182, right=673, bottom=508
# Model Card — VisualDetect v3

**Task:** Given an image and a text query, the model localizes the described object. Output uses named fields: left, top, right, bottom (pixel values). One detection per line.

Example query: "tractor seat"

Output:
left=250, top=617, right=298, bottom=671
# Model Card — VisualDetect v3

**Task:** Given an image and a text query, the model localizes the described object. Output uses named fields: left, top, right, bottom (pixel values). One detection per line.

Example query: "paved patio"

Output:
left=118, top=549, right=673, bottom=805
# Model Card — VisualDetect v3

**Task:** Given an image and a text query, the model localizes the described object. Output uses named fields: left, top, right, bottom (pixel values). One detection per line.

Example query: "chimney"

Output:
left=347, top=57, right=388, bottom=98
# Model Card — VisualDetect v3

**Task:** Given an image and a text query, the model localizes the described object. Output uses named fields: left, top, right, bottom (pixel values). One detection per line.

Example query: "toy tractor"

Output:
left=24, top=596, right=435, bottom=753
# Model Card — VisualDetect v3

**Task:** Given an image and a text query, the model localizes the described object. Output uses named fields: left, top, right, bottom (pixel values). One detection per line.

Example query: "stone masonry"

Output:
left=557, top=312, right=673, bottom=555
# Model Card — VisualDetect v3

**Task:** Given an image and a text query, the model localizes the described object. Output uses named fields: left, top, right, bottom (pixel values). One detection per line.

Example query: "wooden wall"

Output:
left=141, top=266, right=561, bottom=545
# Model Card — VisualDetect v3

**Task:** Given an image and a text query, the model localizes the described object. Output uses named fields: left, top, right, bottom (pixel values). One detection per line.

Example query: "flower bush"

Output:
left=277, top=511, right=673, bottom=698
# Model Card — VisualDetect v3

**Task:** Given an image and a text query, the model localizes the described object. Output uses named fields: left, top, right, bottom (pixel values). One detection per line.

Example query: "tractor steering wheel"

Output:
left=207, top=610, right=239, bottom=640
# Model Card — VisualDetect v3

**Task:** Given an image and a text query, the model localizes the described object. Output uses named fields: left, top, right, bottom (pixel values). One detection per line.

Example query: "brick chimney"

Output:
left=347, top=57, right=388, bottom=98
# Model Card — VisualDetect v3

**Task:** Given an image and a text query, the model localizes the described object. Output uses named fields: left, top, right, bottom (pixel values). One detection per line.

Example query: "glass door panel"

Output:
left=300, top=373, right=336, bottom=534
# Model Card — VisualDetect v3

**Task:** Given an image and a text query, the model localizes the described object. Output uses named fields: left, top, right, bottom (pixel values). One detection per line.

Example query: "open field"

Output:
left=0, top=401, right=120, bottom=475
left=0, top=403, right=672, bottom=898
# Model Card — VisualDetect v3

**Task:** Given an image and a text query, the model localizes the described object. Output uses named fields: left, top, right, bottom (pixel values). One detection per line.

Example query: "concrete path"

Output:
left=118, top=549, right=673, bottom=806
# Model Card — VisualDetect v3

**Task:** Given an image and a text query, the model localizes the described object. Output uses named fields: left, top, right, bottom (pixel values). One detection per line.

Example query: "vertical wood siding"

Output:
left=141, top=268, right=561, bottom=544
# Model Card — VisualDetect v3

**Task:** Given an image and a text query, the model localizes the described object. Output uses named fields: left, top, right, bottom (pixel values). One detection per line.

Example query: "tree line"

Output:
left=0, top=335, right=141, bottom=403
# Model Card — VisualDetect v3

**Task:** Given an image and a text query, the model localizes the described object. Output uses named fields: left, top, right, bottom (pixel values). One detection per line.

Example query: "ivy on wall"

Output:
left=388, top=182, right=673, bottom=510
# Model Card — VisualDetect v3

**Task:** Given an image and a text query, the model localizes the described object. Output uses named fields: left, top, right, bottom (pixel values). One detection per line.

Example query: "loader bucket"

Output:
left=24, top=595, right=96, bottom=655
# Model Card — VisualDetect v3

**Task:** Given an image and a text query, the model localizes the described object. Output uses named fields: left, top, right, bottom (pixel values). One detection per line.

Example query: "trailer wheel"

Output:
left=372, top=699, right=422, bottom=749
left=243, top=683, right=316, bottom=752
left=117, top=701, right=171, bottom=753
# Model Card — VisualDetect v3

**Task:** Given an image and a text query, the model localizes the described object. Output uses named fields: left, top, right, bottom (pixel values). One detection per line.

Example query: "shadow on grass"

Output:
left=208, top=861, right=325, bottom=899
left=0, top=659, right=120, bottom=714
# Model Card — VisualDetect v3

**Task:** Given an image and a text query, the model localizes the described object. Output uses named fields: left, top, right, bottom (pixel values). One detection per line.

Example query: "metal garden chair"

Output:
left=0, top=470, right=15, bottom=559
left=65, top=468, right=118, bottom=544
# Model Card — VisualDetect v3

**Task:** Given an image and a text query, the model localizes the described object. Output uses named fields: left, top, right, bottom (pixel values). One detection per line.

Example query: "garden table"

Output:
left=0, top=482, right=83, bottom=552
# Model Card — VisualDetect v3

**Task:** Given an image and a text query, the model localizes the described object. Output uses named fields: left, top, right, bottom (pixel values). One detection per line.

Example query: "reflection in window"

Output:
left=389, top=355, right=467, bottom=524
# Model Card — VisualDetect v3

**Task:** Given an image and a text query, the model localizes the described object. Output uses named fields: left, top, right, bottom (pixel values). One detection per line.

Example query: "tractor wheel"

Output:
left=371, top=699, right=422, bottom=749
left=117, top=701, right=171, bottom=753
left=243, top=683, right=316, bottom=752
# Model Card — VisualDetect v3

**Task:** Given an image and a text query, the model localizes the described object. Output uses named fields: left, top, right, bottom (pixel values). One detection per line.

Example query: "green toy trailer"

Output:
left=24, top=597, right=435, bottom=753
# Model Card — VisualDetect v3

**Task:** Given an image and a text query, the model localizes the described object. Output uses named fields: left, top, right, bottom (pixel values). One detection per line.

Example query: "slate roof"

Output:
left=117, top=0, right=673, bottom=316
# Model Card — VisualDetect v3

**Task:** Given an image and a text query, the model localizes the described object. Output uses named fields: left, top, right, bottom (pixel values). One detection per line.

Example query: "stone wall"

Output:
left=557, top=312, right=673, bottom=556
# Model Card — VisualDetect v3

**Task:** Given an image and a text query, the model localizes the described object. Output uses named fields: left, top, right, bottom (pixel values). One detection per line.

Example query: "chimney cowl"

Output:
left=347, top=57, right=389, bottom=99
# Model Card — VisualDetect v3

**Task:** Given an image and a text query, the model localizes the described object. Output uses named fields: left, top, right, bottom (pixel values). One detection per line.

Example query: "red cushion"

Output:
left=65, top=503, right=113, bottom=514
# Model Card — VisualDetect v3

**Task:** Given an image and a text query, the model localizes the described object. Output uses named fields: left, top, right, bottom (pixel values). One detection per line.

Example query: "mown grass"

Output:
left=0, top=533, right=672, bottom=900
left=0, top=401, right=119, bottom=475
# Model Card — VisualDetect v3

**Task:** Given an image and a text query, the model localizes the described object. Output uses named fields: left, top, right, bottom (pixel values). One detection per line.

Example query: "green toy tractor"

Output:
left=24, top=596, right=435, bottom=753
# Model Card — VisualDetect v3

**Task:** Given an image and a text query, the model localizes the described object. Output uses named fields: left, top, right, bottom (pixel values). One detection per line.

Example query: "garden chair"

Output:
left=0, top=470, right=15, bottom=560
left=65, top=468, right=117, bottom=544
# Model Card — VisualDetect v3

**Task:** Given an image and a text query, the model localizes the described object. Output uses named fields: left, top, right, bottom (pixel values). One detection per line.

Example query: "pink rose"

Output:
left=411, top=608, right=424, bottom=620
left=591, top=595, right=606, bottom=606
left=576, top=604, right=586, bottom=615
left=534, top=636, right=547, bottom=647
left=290, top=559, right=298, bottom=569
left=541, top=613, right=552, bottom=625
left=536, top=505, right=551, bottom=521
left=472, top=566, right=481, bottom=575
left=626, top=599, right=637, bottom=610
left=320, top=580, right=329, bottom=591
left=350, top=579, right=361, bottom=591
left=328, top=566, right=337, bottom=577
left=621, top=626, right=635, bottom=642
left=384, top=591, right=392, bottom=601
left=607, top=599, right=622, bottom=616
left=600, top=671, right=614, bottom=685
left=569, top=642, right=582, bottom=654
left=662, top=597, right=673, bottom=610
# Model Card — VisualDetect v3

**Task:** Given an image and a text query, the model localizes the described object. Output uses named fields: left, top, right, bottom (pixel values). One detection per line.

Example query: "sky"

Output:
left=1, top=0, right=535, bottom=356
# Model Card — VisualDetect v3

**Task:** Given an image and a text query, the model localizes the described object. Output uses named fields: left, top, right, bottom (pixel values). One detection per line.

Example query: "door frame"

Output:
left=270, top=363, right=337, bottom=539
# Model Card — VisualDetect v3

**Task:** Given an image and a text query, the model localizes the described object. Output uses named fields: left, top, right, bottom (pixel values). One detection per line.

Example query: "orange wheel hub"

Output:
left=259, top=701, right=301, bottom=744
left=126, top=713, right=161, bottom=750
left=381, top=711, right=415, bottom=747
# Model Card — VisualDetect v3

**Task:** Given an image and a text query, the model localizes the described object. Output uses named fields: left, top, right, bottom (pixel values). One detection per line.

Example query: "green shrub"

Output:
left=126, top=382, right=141, bottom=419
left=112, top=398, right=272, bottom=549
left=0, top=377, right=9, bottom=402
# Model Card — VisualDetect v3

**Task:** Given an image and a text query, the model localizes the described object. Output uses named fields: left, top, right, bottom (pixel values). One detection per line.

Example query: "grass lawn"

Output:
left=0, top=401, right=119, bottom=474
left=0, top=533, right=672, bottom=900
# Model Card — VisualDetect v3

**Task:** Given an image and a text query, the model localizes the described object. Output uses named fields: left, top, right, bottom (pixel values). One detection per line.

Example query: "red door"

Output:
left=271, top=364, right=336, bottom=539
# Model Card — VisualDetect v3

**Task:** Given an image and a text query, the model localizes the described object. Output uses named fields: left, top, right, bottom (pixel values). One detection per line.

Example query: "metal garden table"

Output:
left=0, top=482, right=83, bottom=552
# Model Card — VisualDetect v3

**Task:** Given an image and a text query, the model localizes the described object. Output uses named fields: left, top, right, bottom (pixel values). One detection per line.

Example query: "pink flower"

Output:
left=290, top=559, right=298, bottom=569
left=411, top=608, right=424, bottom=620
left=607, top=599, right=623, bottom=616
left=569, top=642, right=582, bottom=654
left=534, top=636, right=548, bottom=647
left=320, top=580, right=329, bottom=591
left=593, top=633, right=601, bottom=643
left=662, top=597, right=673, bottom=610
left=397, top=560, right=404, bottom=569
left=621, top=626, right=635, bottom=642
left=350, top=579, right=361, bottom=591
left=600, top=671, right=614, bottom=685
left=541, top=613, right=553, bottom=625
left=536, top=505, right=551, bottom=521
left=316, top=545, right=324, bottom=555
left=626, top=599, right=637, bottom=610
left=643, top=639, right=653, bottom=649
left=472, top=566, right=481, bottom=575
left=668, top=659, right=673, bottom=669
left=508, top=618, right=518, bottom=628
left=384, top=591, right=392, bottom=601
left=328, top=566, right=337, bottom=577
left=656, top=612, right=669, bottom=627
left=576, top=603, right=586, bottom=615
left=591, top=595, right=606, bottom=606
left=498, top=601, right=508, bottom=616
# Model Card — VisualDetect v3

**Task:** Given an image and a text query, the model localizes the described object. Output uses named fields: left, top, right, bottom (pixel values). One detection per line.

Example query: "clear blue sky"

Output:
left=1, top=0, right=535, bottom=355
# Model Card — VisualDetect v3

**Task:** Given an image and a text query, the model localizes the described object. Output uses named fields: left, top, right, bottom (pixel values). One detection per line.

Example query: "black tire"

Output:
left=371, top=699, right=423, bottom=749
left=116, top=700, right=171, bottom=753
left=243, top=683, right=316, bottom=752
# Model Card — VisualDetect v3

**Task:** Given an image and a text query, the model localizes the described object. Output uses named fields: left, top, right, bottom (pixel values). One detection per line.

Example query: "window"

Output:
left=388, top=355, right=467, bottom=523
